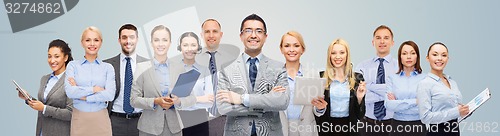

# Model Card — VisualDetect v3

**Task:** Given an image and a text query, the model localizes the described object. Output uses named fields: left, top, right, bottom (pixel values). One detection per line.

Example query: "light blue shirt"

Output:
left=154, top=59, right=170, bottom=97
left=329, top=79, right=350, bottom=118
left=355, top=54, right=398, bottom=120
left=417, top=73, right=462, bottom=124
left=242, top=53, right=263, bottom=106
left=181, top=62, right=214, bottom=111
left=112, top=53, right=142, bottom=113
left=286, top=67, right=303, bottom=120
left=42, top=71, right=65, bottom=114
left=385, top=71, right=425, bottom=121
left=65, top=59, right=116, bottom=112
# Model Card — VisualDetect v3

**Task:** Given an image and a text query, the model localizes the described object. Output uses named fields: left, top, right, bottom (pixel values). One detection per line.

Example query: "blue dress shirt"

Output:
left=417, top=73, right=462, bottom=124
left=286, top=67, right=303, bottom=120
left=385, top=71, right=426, bottom=121
left=329, top=79, right=350, bottom=118
left=65, top=59, right=116, bottom=112
left=181, top=62, right=214, bottom=111
left=355, top=54, right=398, bottom=120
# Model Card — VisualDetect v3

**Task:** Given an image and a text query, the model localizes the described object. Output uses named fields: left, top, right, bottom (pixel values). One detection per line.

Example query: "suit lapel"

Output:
left=146, top=62, right=162, bottom=96
left=38, top=74, right=50, bottom=101
left=254, top=55, right=270, bottom=94
left=45, top=74, right=66, bottom=102
left=237, top=55, right=251, bottom=94
left=111, top=55, right=121, bottom=99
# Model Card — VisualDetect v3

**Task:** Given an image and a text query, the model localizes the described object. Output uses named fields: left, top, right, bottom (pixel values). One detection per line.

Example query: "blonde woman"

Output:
left=315, top=38, right=366, bottom=136
left=65, top=26, right=116, bottom=136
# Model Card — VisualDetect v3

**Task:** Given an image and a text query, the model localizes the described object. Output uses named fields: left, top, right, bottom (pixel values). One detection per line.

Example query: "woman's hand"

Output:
left=356, top=81, right=366, bottom=104
left=28, top=100, right=45, bottom=111
left=458, top=104, right=470, bottom=117
left=311, top=96, right=328, bottom=110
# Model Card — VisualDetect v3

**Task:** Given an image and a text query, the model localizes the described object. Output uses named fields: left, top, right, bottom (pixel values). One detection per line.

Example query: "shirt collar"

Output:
left=183, top=61, right=201, bottom=72
left=120, top=52, right=137, bottom=62
left=81, top=58, right=102, bottom=65
left=243, top=53, right=263, bottom=63
left=428, top=72, right=452, bottom=82
left=51, top=71, right=65, bottom=80
left=285, top=64, right=304, bottom=80
left=153, top=58, right=169, bottom=68
left=372, top=54, right=393, bottom=63
left=399, top=69, right=419, bottom=77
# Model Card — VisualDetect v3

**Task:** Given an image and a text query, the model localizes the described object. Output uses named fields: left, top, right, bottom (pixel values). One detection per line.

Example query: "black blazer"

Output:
left=315, top=72, right=366, bottom=136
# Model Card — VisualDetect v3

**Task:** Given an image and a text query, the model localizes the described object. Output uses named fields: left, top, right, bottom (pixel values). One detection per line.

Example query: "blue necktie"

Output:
left=374, top=58, right=386, bottom=120
left=248, top=58, right=258, bottom=89
left=123, top=57, right=134, bottom=113
left=207, top=52, right=219, bottom=116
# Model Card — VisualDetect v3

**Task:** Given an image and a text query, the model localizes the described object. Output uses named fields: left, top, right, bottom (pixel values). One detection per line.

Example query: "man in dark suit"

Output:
left=104, top=24, right=147, bottom=136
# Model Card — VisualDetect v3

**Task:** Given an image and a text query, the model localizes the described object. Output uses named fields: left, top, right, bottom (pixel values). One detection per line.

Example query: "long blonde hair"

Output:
left=323, top=38, right=355, bottom=90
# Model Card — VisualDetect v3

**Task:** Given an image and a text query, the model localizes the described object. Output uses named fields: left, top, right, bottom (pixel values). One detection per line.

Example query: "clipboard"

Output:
left=459, top=88, right=492, bottom=122
left=170, top=69, right=201, bottom=97
left=293, top=77, right=326, bottom=105
left=12, top=80, right=36, bottom=101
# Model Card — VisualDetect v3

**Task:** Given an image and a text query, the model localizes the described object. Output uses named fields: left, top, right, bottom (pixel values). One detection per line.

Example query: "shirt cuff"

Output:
left=315, top=106, right=326, bottom=114
left=242, top=94, right=250, bottom=107
left=42, top=105, right=47, bottom=114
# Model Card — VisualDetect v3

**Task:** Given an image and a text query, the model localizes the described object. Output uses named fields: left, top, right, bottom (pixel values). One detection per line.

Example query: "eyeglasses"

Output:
left=241, top=28, right=266, bottom=35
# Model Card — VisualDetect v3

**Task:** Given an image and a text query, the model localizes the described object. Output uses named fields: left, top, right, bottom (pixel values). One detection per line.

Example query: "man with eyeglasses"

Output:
left=216, top=14, right=289, bottom=136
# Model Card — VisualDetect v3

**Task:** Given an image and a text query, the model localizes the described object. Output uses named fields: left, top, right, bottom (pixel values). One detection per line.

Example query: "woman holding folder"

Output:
left=315, top=38, right=366, bottom=136
left=275, top=31, right=323, bottom=136
left=417, top=42, right=469, bottom=136
left=18, top=39, right=74, bottom=136
left=65, top=26, right=116, bottom=136
left=130, top=25, right=183, bottom=136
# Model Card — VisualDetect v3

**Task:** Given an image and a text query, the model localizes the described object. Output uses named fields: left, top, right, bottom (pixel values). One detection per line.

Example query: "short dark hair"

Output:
left=397, top=41, right=422, bottom=74
left=427, top=42, right=448, bottom=56
left=240, top=14, right=267, bottom=33
left=118, top=24, right=138, bottom=38
left=201, top=19, right=221, bottom=29
left=48, top=39, right=73, bottom=66
left=373, top=25, right=393, bottom=39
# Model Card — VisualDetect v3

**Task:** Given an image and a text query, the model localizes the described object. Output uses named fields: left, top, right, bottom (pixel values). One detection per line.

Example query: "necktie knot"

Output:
left=248, top=58, right=258, bottom=64
left=378, top=58, right=385, bottom=64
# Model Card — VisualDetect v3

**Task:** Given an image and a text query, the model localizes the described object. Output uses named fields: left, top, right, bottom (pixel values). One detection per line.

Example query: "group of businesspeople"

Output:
left=17, top=13, right=470, bottom=136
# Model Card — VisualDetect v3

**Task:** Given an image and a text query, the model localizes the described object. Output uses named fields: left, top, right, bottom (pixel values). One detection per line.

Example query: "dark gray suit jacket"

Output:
left=35, top=73, right=73, bottom=136
left=103, top=54, right=147, bottom=112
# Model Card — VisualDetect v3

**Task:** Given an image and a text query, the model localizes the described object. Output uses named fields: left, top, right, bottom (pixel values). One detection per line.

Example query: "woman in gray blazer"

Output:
left=276, top=31, right=325, bottom=136
left=18, top=39, right=74, bottom=136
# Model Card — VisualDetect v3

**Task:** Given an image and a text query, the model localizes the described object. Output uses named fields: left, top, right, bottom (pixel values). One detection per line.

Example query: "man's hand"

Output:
left=196, top=94, right=214, bottom=103
left=387, top=92, right=396, bottom=100
left=216, top=90, right=242, bottom=105
left=271, top=86, right=286, bottom=93
left=93, top=86, right=104, bottom=94
left=28, top=100, right=45, bottom=111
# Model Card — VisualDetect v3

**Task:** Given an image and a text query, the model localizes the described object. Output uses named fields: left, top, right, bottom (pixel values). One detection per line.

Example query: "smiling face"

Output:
left=372, top=28, right=394, bottom=57
left=119, top=29, right=138, bottom=56
left=151, top=29, right=171, bottom=57
left=81, top=31, right=102, bottom=56
left=400, top=44, right=418, bottom=69
left=202, top=20, right=223, bottom=50
left=330, top=44, right=347, bottom=68
left=240, top=20, right=267, bottom=55
left=48, top=47, right=68, bottom=75
left=280, top=35, right=304, bottom=63
left=427, top=44, right=449, bottom=73
left=180, top=36, right=199, bottom=61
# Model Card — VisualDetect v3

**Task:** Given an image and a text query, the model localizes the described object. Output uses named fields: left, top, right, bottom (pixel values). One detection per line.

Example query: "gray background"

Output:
left=1, top=0, right=499, bottom=135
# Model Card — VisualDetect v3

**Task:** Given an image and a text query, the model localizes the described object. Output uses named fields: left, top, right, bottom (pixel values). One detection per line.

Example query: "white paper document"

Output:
left=459, top=88, right=491, bottom=122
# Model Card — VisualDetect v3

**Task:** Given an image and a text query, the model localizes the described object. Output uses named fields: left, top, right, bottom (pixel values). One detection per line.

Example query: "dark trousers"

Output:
left=359, top=117, right=392, bottom=136
left=389, top=119, right=426, bottom=136
left=426, top=119, right=460, bottom=136
left=208, top=115, right=226, bottom=136
left=110, top=114, right=140, bottom=136
left=182, top=121, right=209, bottom=136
